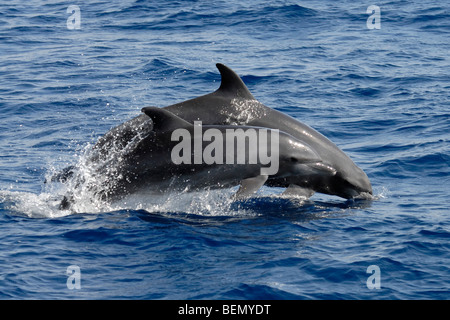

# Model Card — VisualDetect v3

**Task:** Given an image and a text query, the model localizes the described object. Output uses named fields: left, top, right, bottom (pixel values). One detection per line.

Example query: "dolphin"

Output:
left=58, top=107, right=335, bottom=209
left=126, top=64, right=372, bottom=199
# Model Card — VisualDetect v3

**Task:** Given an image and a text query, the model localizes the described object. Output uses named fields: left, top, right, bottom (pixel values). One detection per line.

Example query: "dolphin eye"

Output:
left=290, top=157, right=299, bottom=163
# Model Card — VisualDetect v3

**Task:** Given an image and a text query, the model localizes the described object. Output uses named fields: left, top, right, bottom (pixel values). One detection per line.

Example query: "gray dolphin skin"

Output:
left=59, top=107, right=334, bottom=209
left=57, top=63, right=372, bottom=209
left=159, top=63, right=373, bottom=199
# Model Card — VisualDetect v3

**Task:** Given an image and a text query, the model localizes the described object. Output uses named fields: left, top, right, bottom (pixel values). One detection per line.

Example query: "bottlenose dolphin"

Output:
left=58, top=107, right=335, bottom=209
left=132, top=64, right=372, bottom=199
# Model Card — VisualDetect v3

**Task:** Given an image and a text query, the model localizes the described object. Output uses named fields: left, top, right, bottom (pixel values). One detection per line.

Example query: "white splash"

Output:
left=0, top=190, right=72, bottom=219
left=223, top=98, right=267, bottom=125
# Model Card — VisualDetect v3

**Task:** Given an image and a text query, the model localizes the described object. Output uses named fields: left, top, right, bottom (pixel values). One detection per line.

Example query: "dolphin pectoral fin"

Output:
left=233, top=175, right=268, bottom=200
left=282, top=184, right=315, bottom=199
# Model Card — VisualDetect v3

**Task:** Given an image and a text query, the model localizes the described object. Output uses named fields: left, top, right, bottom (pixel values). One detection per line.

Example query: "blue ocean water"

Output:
left=0, top=0, right=449, bottom=299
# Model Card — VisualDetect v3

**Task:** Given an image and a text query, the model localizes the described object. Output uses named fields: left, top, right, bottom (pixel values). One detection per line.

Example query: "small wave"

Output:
left=1, top=179, right=379, bottom=219
left=376, top=152, right=450, bottom=179
left=234, top=4, right=317, bottom=19
left=139, top=58, right=199, bottom=80
left=349, top=87, right=382, bottom=97
left=419, top=229, right=450, bottom=239
left=410, top=10, right=449, bottom=24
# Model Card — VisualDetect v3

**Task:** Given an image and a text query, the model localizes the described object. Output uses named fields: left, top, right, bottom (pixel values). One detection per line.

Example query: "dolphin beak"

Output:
left=336, top=167, right=373, bottom=199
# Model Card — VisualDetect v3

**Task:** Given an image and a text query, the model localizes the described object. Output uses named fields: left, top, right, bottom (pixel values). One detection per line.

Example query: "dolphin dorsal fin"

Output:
left=141, top=107, right=192, bottom=132
left=215, top=63, right=255, bottom=100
